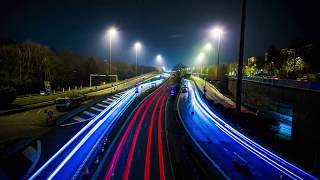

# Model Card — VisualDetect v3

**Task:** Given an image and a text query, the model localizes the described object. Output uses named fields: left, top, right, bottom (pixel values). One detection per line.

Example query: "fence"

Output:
left=229, top=76, right=320, bottom=92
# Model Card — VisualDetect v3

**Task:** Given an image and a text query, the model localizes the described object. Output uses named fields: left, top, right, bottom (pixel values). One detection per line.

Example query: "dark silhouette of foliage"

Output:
left=0, top=86, right=16, bottom=107
left=0, top=40, right=156, bottom=95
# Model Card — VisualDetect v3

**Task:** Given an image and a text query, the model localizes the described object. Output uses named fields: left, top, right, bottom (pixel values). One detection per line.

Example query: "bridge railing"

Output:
left=228, top=76, right=320, bottom=92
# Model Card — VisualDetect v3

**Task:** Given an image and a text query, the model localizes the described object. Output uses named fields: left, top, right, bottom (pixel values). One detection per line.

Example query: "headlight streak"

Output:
left=30, top=78, right=165, bottom=180
left=30, top=89, right=133, bottom=179
left=105, top=81, right=167, bottom=180
left=48, top=89, right=135, bottom=179
left=188, top=80, right=316, bottom=180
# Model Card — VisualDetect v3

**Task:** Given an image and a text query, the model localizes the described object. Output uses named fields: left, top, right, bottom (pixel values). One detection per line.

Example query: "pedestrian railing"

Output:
left=228, top=76, right=320, bottom=92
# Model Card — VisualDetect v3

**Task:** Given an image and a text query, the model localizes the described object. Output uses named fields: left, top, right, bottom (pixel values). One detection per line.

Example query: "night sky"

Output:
left=0, top=0, right=319, bottom=69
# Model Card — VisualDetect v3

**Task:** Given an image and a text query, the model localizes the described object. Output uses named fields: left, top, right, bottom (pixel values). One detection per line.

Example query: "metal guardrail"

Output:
left=229, top=76, right=320, bottom=92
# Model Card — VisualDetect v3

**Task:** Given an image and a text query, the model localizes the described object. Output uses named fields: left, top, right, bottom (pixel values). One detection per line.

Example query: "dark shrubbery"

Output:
left=0, top=86, right=16, bottom=107
left=0, top=40, right=157, bottom=95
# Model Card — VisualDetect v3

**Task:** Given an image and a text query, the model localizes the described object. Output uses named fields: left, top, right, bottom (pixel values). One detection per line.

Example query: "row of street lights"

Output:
left=195, top=26, right=223, bottom=79
left=106, top=27, right=164, bottom=77
left=193, top=0, right=246, bottom=114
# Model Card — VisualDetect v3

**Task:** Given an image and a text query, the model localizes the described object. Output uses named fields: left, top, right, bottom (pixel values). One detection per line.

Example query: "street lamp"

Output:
left=134, top=42, right=141, bottom=75
left=156, top=54, right=163, bottom=65
left=107, top=27, right=117, bottom=76
left=211, top=26, right=223, bottom=80
left=156, top=54, right=163, bottom=72
left=204, top=42, right=213, bottom=71
left=204, top=42, right=212, bottom=52
left=196, top=52, right=205, bottom=74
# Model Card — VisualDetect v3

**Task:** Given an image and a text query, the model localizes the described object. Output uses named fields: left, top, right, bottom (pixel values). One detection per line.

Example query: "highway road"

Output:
left=177, top=79, right=317, bottom=180
left=94, top=79, right=170, bottom=180
left=28, top=77, right=165, bottom=180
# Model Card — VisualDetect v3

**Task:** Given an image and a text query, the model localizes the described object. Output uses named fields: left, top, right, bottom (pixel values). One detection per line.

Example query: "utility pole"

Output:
left=236, top=0, right=246, bottom=113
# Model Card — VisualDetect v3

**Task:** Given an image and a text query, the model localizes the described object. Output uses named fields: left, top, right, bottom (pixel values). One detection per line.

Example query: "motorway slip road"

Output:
left=177, top=80, right=317, bottom=180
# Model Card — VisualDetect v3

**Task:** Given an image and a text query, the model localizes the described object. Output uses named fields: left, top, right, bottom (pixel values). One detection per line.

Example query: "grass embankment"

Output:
left=0, top=105, right=60, bottom=149
left=12, top=72, right=157, bottom=106
left=0, top=73, right=158, bottom=149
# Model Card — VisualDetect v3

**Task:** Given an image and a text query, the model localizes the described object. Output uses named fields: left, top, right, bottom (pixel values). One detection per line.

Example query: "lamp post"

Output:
left=107, top=27, right=117, bottom=76
left=204, top=42, right=213, bottom=80
left=211, top=27, right=223, bottom=80
left=134, top=42, right=141, bottom=76
left=156, top=54, right=163, bottom=72
left=204, top=43, right=212, bottom=66
left=196, top=52, right=205, bottom=75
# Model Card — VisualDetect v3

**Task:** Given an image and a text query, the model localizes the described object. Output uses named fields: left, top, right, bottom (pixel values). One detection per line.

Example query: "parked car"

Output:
left=56, top=96, right=83, bottom=111
left=40, top=90, right=49, bottom=95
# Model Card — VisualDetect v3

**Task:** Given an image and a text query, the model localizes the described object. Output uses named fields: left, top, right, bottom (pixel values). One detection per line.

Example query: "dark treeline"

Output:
left=0, top=40, right=156, bottom=95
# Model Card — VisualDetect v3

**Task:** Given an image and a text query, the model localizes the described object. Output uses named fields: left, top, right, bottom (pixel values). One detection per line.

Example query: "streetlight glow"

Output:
left=196, top=52, right=205, bottom=74
left=134, top=42, right=141, bottom=50
left=204, top=42, right=212, bottom=52
left=156, top=54, right=163, bottom=65
left=211, top=26, right=223, bottom=38
left=210, top=26, right=224, bottom=80
left=156, top=54, right=163, bottom=72
left=134, top=41, right=142, bottom=75
left=108, top=27, right=117, bottom=36
left=106, top=26, right=118, bottom=77
left=196, top=52, right=205, bottom=64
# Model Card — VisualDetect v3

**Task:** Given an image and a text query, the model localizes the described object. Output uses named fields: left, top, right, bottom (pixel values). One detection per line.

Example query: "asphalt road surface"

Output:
left=28, top=78, right=164, bottom=180
left=101, top=80, right=171, bottom=180
left=177, top=79, right=317, bottom=180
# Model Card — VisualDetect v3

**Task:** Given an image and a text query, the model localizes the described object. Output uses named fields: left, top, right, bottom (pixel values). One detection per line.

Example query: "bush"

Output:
left=304, top=74, right=317, bottom=82
left=0, top=86, right=17, bottom=107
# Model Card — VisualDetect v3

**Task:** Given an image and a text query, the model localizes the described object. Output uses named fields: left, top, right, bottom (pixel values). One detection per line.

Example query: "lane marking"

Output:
left=144, top=93, right=165, bottom=180
left=157, top=94, right=168, bottom=180
left=90, top=107, right=104, bottom=112
left=96, top=103, right=108, bottom=108
left=83, top=111, right=97, bottom=117
left=30, top=89, right=133, bottom=179
left=105, top=83, right=166, bottom=180
left=123, top=91, right=162, bottom=180
left=73, top=116, right=83, bottom=122
left=189, top=80, right=316, bottom=179
left=105, top=90, right=156, bottom=180
left=164, top=94, right=175, bottom=180
left=177, top=91, right=230, bottom=179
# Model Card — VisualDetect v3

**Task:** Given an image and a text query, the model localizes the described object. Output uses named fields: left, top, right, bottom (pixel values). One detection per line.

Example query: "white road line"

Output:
left=83, top=111, right=97, bottom=117
left=108, top=97, right=117, bottom=101
left=96, top=103, right=108, bottom=108
left=101, top=100, right=110, bottom=104
left=73, top=116, right=83, bottom=122
left=90, top=107, right=103, bottom=112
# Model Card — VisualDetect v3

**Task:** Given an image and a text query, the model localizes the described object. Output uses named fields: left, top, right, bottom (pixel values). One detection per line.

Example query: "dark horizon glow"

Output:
left=0, top=0, right=319, bottom=69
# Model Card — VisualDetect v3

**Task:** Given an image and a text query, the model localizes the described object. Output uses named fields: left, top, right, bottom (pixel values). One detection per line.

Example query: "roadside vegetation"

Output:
left=0, top=73, right=156, bottom=149
left=234, top=42, right=320, bottom=81
left=0, top=40, right=157, bottom=107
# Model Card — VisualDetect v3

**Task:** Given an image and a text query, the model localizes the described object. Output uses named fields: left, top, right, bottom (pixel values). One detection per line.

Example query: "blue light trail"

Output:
left=178, top=80, right=316, bottom=180
left=29, top=78, right=164, bottom=180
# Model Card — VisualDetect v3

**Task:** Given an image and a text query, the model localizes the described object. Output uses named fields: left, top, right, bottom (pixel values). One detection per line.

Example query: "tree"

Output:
left=172, top=63, right=186, bottom=71
left=0, top=86, right=16, bottom=107
left=284, top=56, right=305, bottom=78
left=0, top=40, right=157, bottom=96
left=265, top=46, right=283, bottom=76
left=244, top=57, right=257, bottom=76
